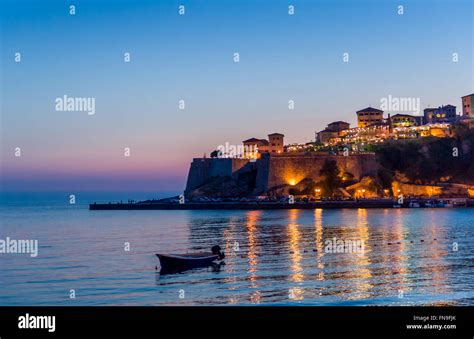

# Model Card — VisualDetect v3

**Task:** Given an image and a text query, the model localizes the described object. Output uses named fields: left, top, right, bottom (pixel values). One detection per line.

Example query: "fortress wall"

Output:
left=185, top=159, right=212, bottom=193
left=255, top=154, right=271, bottom=193
left=263, top=154, right=379, bottom=190
left=185, top=158, right=250, bottom=194
left=185, top=154, right=379, bottom=196
left=232, top=160, right=259, bottom=180
left=230, top=159, right=251, bottom=173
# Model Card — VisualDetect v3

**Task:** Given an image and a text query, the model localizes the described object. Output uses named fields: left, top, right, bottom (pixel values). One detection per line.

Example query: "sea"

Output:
left=0, top=191, right=473, bottom=306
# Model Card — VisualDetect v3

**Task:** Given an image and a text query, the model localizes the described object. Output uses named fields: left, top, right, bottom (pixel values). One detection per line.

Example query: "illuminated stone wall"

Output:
left=186, top=153, right=380, bottom=196
left=185, top=154, right=473, bottom=197
left=392, top=182, right=442, bottom=197
left=256, top=153, right=379, bottom=193
left=393, top=181, right=474, bottom=198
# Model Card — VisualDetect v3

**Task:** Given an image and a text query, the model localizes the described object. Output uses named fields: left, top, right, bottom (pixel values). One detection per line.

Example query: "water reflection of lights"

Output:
left=288, top=209, right=304, bottom=300
left=246, top=211, right=261, bottom=304
left=346, top=208, right=373, bottom=300
left=223, top=221, right=238, bottom=292
left=391, top=209, right=410, bottom=293
left=314, top=209, right=325, bottom=281
left=420, top=210, right=449, bottom=295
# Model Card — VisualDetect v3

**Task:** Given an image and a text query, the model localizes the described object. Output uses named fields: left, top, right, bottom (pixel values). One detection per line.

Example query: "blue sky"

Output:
left=1, top=0, right=473, bottom=192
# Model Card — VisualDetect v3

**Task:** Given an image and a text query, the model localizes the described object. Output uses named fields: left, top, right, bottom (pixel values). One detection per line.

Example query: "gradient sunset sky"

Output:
left=1, top=0, right=473, bottom=192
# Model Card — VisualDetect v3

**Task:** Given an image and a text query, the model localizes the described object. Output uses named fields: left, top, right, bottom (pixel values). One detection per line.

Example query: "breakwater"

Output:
left=91, top=199, right=408, bottom=210
left=90, top=198, right=474, bottom=210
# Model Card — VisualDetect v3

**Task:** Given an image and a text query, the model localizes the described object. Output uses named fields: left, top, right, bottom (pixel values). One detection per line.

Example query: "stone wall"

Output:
left=184, top=158, right=250, bottom=194
left=258, top=153, right=379, bottom=192
left=185, top=153, right=379, bottom=196
left=392, top=181, right=474, bottom=198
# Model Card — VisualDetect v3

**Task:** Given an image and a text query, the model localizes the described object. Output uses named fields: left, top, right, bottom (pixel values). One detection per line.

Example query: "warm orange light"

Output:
left=289, top=179, right=296, bottom=186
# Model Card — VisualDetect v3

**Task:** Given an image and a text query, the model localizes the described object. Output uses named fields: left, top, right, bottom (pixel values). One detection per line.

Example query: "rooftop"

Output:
left=319, top=128, right=338, bottom=133
left=243, top=138, right=269, bottom=145
left=328, top=121, right=350, bottom=125
left=356, top=107, right=383, bottom=113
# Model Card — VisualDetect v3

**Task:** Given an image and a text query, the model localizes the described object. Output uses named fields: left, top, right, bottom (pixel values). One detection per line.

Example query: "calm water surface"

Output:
left=0, top=192, right=473, bottom=306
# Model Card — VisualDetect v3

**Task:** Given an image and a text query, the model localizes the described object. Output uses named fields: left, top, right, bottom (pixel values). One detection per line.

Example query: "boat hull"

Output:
left=157, top=253, right=219, bottom=273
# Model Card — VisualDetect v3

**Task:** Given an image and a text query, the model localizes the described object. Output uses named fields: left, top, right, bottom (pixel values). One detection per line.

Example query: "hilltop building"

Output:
left=327, top=121, right=350, bottom=131
left=356, top=107, right=384, bottom=128
left=244, top=95, right=470, bottom=158
left=462, top=94, right=474, bottom=117
left=242, top=138, right=269, bottom=153
left=268, top=133, right=285, bottom=153
left=424, top=105, right=456, bottom=124
left=316, top=103, right=459, bottom=147
left=390, top=113, right=423, bottom=127
left=242, top=133, right=284, bottom=158
left=316, top=121, right=350, bottom=143
left=423, top=108, right=436, bottom=123
left=316, top=130, right=338, bottom=144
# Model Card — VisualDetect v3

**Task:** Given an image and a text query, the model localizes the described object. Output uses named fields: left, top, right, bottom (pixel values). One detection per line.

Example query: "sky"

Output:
left=1, top=0, right=473, bottom=192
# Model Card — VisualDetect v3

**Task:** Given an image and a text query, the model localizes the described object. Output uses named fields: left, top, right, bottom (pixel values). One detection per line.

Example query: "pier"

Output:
left=89, top=199, right=474, bottom=210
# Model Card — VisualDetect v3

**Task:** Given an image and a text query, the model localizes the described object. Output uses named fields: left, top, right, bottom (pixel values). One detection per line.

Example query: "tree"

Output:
left=319, top=159, right=342, bottom=197
left=377, top=168, right=393, bottom=190
left=210, top=150, right=221, bottom=158
left=289, top=188, right=300, bottom=196
left=374, top=132, right=474, bottom=185
left=300, top=179, right=317, bottom=195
